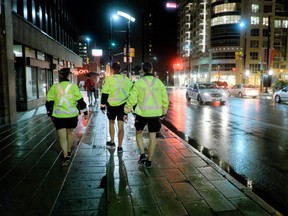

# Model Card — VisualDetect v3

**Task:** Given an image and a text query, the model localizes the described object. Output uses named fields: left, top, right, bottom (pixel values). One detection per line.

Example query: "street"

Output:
left=163, top=87, right=288, bottom=215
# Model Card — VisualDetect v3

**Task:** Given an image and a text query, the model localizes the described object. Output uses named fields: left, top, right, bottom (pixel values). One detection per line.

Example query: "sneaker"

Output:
left=62, top=158, right=70, bottom=166
left=106, top=141, right=116, bottom=148
left=145, top=160, right=152, bottom=168
left=67, top=152, right=72, bottom=158
left=117, top=147, right=123, bottom=154
left=138, top=154, right=147, bottom=164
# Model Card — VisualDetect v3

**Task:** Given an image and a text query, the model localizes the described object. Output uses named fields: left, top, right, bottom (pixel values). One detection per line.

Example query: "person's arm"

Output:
left=46, top=85, right=55, bottom=117
left=100, top=78, right=110, bottom=113
left=160, top=82, right=169, bottom=119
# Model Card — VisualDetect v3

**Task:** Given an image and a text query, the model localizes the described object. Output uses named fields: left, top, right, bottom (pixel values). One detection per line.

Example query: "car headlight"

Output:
left=203, top=92, right=209, bottom=96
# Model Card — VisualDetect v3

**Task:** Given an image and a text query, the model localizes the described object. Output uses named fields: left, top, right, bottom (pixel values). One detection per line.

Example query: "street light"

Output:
left=116, top=11, right=135, bottom=74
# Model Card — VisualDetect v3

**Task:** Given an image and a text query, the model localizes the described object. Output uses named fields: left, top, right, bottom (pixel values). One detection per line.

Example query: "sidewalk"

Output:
left=0, top=94, right=283, bottom=215
left=51, top=105, right=282, bottom=215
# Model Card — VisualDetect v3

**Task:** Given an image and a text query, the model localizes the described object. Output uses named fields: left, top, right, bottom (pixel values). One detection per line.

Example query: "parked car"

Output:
left=186, top=82, right=227, bottom=105
left=273, top=86, right=288, bottom=103
left=227, top=84, right=259, bottom=98
left=211, top=81, right=229, bottom=90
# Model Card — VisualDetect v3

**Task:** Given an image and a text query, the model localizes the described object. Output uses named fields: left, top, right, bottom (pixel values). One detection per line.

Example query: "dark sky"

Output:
left=69, top=0, right=178, bottom=75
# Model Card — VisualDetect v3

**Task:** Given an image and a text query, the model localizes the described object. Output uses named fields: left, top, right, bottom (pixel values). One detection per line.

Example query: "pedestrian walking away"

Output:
left=46, top=68, right=88, bottom=166
left=94, top=76, right=102, bottom=102
left=124, top=61, right=169, bottom=168
left=100, top=62, right=133, bottom=154
left=84, top=73, right=96, bottom=106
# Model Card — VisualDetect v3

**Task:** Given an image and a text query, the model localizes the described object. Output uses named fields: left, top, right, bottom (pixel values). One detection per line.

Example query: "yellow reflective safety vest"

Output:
left=46, top=81, right=83, bottom=118
left=125, top=75, right=169, bottom=117
left=101, top=74, right=133, bottom=106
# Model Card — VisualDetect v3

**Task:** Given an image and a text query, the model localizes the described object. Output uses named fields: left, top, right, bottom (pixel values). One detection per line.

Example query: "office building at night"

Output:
left=178, top=0, right=288, bottom=87
left=0, top=0, right=82, bottom=124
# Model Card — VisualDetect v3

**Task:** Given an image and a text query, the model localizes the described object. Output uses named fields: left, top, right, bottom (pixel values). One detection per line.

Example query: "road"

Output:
left=163, top=87, right=288, bottom=215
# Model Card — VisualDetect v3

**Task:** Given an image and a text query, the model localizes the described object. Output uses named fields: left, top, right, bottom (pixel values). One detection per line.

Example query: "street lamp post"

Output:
left=117, top=11, right=135, bottom=74
left=240, top=22, right=247, bottom=84
left=109, top=14, right=118, bottom=74
left=166, top=71, right=169, bottom=86
left=86, top=37, right=90, bottom=64
left=264, top=15, right=271, bottom=93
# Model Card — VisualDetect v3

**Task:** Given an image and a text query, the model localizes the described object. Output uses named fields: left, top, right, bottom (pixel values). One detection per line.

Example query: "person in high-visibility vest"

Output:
left=46, top=68, right=88, bottom=166
left=123, top=62, right=169, bottom=168
left=100, top=62, right=133, bottom=154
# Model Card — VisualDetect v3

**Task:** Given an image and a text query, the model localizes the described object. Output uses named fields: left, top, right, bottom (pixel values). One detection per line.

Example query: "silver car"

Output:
left=273, top=86, right=288, bottom=103
left=228, top=84, right=259, bottom=98
left=186, top=82, right=227, bottom=105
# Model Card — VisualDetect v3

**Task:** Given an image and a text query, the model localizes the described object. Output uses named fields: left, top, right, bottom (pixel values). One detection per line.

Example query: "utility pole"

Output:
left=265, top=15, right=271, bottom=93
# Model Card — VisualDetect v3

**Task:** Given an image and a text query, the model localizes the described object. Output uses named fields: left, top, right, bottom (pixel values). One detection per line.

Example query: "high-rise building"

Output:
left=178, top=0, right=288, bottom=87
left=0, top=0, right=82, bottom=124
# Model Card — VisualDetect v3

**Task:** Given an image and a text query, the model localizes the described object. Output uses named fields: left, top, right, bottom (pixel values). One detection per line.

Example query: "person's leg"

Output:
left=147, top=132, right=157, bottom=161
left=58, top=128, right=68, bottom=158
left=87, top=91, right=92, bottom=105
left=117, top=120, right=124, bottom=147
left=109, top=120, right=115, bottom=143
left=66, top=128, right=74, bottom=154
left=136, top=130, right=145, bottom=154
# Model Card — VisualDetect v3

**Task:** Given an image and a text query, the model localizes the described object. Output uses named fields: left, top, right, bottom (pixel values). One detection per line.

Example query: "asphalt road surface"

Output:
left=163, top=87, right=288, bottom=215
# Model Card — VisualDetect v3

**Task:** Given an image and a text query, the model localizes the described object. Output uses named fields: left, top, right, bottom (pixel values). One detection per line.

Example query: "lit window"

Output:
left=211, top=15, right=240, bottom=26
left=263, top=17, right=269, bottom=26
left=274, top=20, right=281, bottom=28
left=251, top=4, right=259, bottom=13
left=214, top=3, right=238, bottom=14
left=251, top=17, right=260, bottom=25
left=283, top=20, right=288, bottom=28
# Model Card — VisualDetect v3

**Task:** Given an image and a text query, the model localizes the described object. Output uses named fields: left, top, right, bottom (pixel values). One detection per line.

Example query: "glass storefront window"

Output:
left=25, top=47, right=36, bottom=58
left=37, top=51, right=45, bottom=61
left=26, top=67, right=37, bottom=101
left=38, top=69, right=46, bottom=98
left=14, top=45, right=23, bottom=57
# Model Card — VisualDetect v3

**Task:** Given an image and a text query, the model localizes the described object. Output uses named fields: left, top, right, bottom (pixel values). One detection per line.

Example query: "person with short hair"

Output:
left=124, top=62, right=169, bottom=168
left=100, top=62, right=133, bottom=154
left=46, top=68, right=88, bottom=166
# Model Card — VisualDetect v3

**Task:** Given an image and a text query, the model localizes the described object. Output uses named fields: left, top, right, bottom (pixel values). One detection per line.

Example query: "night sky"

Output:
left=69, top=0, right=178, bottom=77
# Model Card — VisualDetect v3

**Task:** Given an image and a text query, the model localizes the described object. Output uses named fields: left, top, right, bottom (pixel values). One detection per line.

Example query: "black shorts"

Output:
left=107, top=103, right=125, bottom=121
left=134, top=115, right=161, bottom=133
left=52, top=116, right=78, bottom=130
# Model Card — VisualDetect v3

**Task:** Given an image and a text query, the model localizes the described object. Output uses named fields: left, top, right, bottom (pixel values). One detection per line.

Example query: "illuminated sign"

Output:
left=92, top=49, right=103, bottom=57
left=74, top=69, right=89, bottom=75
left=166, top=2, right=177, bottom=8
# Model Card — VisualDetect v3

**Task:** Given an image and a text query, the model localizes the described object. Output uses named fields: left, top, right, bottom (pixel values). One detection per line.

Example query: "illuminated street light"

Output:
left=116, top=11, right=135, bottom=74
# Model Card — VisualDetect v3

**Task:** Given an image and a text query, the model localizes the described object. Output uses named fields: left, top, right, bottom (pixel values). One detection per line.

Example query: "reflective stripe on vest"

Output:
left=139, top=77, right=161, bottom=110
left=54, top=83, right=78, bottom=115
left=109, top=76, right=128, bottom=102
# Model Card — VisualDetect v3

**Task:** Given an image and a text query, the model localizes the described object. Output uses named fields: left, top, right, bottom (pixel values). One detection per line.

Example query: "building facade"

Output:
left=177, top=0, right=288, bottom=88
left=0, top=0, right=82, bottom=125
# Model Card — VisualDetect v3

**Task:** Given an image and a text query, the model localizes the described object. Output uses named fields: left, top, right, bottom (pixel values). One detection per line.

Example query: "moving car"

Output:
left=273, top=86, right=288, bottom=103
left=186, top=82, right=227, bottom=105
left=211, top=81, right=229, bottom=90
left=227, top=84, right=259, bottom=98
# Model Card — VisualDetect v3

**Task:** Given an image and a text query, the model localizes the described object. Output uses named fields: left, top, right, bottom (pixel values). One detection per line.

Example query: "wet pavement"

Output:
left=0, top=91, right=283, bottom=216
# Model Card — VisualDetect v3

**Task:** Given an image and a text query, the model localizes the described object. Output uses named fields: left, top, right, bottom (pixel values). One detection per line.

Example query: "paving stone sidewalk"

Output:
left=51, top=105, right=283, bottom=216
